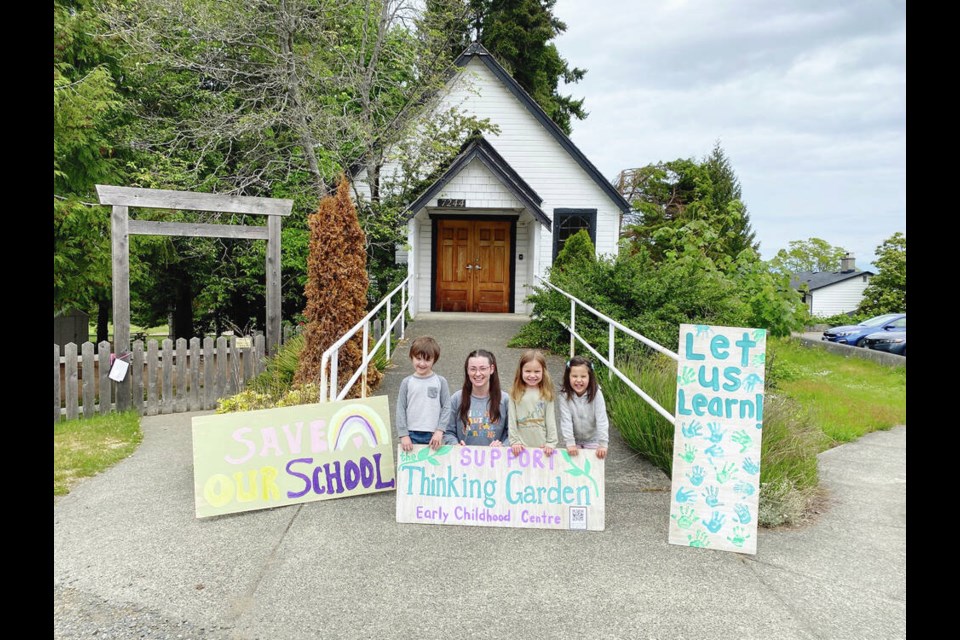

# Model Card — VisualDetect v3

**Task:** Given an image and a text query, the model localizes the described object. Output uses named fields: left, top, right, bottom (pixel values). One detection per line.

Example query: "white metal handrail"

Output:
left=536, top=276, right=678, bottom=424
left=318, top=276, right=411, bottom=402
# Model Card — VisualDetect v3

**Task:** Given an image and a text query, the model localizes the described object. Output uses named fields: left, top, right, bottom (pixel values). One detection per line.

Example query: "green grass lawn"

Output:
left=769, top=338, right=906, bottom=447
left=54, top=411, right=142, bottom=497
left=597, top=335, right=905, bottom=527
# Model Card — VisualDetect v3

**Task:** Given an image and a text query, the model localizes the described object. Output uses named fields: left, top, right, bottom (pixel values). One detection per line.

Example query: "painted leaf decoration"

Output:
left=565, top=468, right=583, bottom=477
left=435, top=446, right=452, bottom=457
left=560, top=450, right=572, bottom=464
left=416, top=447, right=431, bottom=461
left=583, top=459, right=591, bottom=475
left=427, top=457, right=440, bottom=466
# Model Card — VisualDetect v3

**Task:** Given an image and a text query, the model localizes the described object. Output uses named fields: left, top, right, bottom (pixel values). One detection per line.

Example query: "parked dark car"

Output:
left=822, top=313, right=906, bottom=346
left=862, top=331, right=906, bottom=356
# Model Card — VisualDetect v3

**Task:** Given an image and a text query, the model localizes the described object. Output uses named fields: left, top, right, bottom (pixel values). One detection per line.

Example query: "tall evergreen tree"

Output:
left=618, top=144, right=758, bottom=270
left=702, top=142, right=758, bottom=260
left=54, top=0, right=131, bottom=340
left=457, top=0, right=587, bottom=135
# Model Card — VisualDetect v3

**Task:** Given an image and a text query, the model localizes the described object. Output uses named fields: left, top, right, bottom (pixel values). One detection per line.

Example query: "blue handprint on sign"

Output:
left=682, top=420, right=704, bottom=438
left=744, top=373, right=764, bottom=392
left=733, top=481, right=755, bottom=497
left=675, top=487, right=697, bottom=504
left=733, top=503, right=752, bottom=525
left=702, top=485, right=723, bottom=508
left=707, top=422, right=725, bottom=443
left=742, top=457, right=760, bottom=475
left=696, top=325, right=712, bottom=337
left=703, top=511, right=725, bottom=533
left=686, top=465, right=706, bottom=486
left=704, top=444, right=724, bottom=458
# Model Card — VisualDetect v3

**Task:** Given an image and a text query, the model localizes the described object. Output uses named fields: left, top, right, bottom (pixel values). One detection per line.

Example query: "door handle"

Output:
left=465, top=264, right=473, bottom=270
left=474, top=264, right=481, bottom=270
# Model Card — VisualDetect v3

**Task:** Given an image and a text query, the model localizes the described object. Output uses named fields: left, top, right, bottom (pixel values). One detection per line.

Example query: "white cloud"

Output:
left=553, top=0, right=906, bottom=267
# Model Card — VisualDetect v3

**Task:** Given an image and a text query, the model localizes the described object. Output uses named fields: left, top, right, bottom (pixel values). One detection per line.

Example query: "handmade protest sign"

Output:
left=668, top=324, right=766, bottom=554
left=192, top=396, right=395, bottom=518
left=396, top=445, right=604, bottom=531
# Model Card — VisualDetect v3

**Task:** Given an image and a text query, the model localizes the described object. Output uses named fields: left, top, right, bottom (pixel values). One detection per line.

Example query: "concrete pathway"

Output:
left=54, top=314, right=906, bottom=639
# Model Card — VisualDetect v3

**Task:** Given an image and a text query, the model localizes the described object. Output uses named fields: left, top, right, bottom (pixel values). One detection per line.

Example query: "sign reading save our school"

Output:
left=396, top=445, right=605, bottom=531
left=192, top=396, right=395, bottom=518
left=669, top=324, right=766, bottom=554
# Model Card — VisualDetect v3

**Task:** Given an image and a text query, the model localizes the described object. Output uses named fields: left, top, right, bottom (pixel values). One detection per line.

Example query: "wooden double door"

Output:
left=434, top=218, right=513, bottom=312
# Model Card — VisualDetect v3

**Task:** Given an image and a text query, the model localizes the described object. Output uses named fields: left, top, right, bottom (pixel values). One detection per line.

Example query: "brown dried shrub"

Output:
left=294, top=176, right=382, bottom=396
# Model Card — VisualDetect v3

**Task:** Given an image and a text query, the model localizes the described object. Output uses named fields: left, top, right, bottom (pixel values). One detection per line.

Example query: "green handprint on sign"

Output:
left=677, top=444, right=696, bottom=464
left=561, top=449, right=600, bottom=497
left=731, top=430, right=752, bottom=454
left=751, top=352, right=766, bottom=366
left=677, top=366, right=696, bottom=386
left=671, top=506, right=697, bottom=529
left=727, top=526, right=750, bottom=548
left=688, top=530, right=710, bottom=548
left=752, top=329, right=766, bottom=341
left=714, top=461, right=738, bottom=484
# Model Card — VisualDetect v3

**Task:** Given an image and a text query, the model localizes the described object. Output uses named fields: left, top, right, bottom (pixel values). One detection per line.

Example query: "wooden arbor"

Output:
left=96, top=185, right=293, bottom=410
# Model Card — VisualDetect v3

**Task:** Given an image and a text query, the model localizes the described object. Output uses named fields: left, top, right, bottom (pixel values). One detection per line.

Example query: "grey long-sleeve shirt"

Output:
left=395, top=373, right=451, bottom=438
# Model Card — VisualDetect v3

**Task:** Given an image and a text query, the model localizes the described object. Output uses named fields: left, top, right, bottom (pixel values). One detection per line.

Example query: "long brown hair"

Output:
left=458, top=349, right=502, bottom=427
left=510, top=349, right=554, bottom=402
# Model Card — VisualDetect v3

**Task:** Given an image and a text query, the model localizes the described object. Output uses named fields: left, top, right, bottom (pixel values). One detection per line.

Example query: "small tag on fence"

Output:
left=235, top=337, right=253, bottom=349
left=109, top=358, right=130, bottom=382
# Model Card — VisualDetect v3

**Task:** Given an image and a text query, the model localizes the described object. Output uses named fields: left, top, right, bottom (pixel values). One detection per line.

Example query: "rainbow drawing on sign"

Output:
left=329, top=404, right=390, bottom=450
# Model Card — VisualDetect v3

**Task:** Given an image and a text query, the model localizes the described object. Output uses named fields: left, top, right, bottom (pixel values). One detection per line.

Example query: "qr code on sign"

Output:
left=569, top=506, right=587, bottom=530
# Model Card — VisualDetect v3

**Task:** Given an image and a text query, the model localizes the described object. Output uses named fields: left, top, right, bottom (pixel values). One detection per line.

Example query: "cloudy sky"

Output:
left=552, top=0, right=905, bottom=270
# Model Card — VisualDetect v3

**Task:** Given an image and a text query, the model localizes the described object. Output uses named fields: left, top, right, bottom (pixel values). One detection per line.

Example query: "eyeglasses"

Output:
left=467, top=366, right=491, bottom=374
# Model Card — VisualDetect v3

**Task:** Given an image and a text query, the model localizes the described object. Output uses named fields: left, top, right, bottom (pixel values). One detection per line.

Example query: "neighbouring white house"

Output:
left=353, top=43, right=630, bottom=315
left=790, top=254, right=874, bottom=316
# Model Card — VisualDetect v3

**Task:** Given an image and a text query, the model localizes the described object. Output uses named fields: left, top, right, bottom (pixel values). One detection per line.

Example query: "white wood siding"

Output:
left=810, top=275, right=872, bottom=316
left=416, top=219, right=432, bottom=314
left=443, top=60, right=621, bottom=278
left=515, top=221, right=532, bottom=313
left=429, top=157, right=525, bottom=209
left=357, top=56, right=624, bottom=314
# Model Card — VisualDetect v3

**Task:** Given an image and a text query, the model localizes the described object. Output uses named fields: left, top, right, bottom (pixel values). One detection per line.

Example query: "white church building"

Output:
left=355, top=43, right=630, bottom=315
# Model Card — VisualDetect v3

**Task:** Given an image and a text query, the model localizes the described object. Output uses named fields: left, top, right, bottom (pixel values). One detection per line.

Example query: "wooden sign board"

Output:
left=192, top=396, right=395, bottom=518
left=668, top=325, right=766, bottom=554
left=396, top=445, right=605, bottom=531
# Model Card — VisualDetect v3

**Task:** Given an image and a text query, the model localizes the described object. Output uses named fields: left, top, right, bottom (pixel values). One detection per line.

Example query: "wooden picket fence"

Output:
left=54, top=335, right=266, bottom=422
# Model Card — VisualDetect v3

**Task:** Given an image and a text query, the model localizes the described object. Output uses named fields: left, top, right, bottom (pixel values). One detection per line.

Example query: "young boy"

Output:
left=395, top=336, right=451, bottom=452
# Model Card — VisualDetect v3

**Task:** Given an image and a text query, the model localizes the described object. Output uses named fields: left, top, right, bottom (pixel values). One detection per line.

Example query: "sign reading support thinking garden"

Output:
left=668, top=324, right=766, bottom=554
left=396, top=445, right=604, bottom=531
left=192, top=396, right=395, bottom=518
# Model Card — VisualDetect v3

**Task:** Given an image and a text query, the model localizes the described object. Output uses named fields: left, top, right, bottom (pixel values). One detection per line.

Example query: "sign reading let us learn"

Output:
left=668, top=324, right=766, bottom=555
left=396, top=445, right=605, bottom=531
left=192, top=396, right=395, bottom=518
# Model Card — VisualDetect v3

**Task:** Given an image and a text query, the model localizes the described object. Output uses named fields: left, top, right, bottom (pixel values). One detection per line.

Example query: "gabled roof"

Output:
left=790, top=270, right=875, bottom=291
left=406, top=136, right=551, bottom=230
left=455, top=42, right=632, bottom=214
